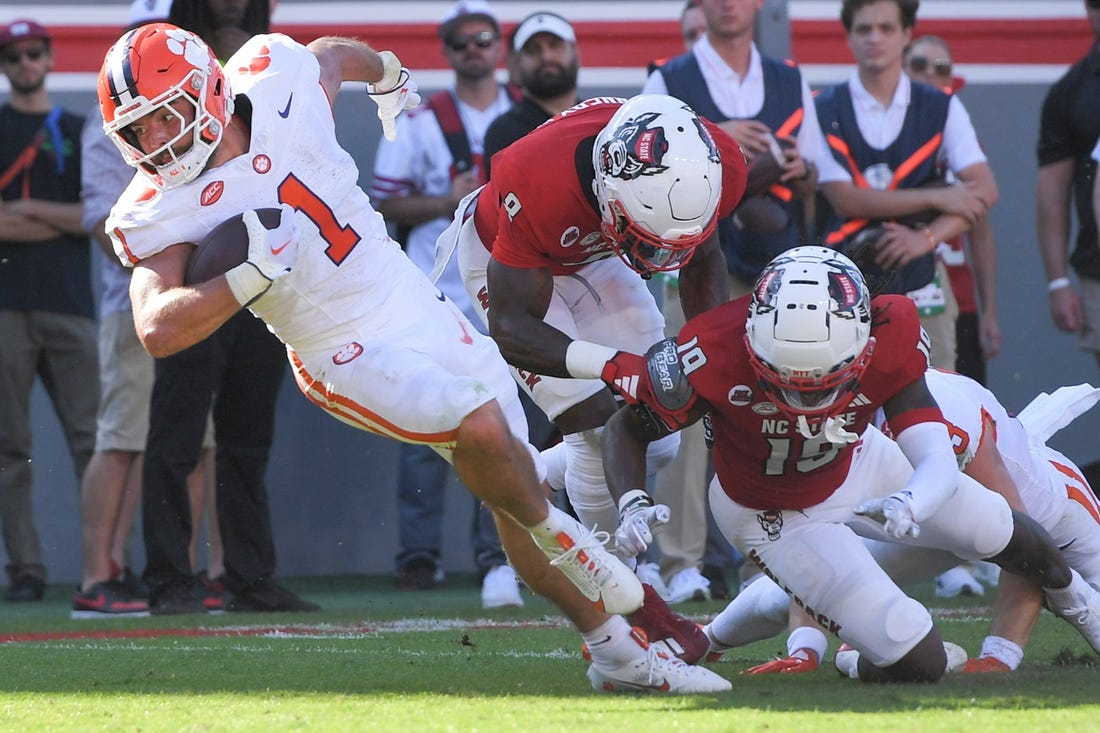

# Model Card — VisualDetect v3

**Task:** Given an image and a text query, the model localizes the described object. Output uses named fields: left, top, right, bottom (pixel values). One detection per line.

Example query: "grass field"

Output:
left=0, top=573, right=1096, bottom=732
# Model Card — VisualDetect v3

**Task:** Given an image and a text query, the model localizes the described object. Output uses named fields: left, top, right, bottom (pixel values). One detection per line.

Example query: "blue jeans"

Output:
left=395, top=443, right=506, bottom=575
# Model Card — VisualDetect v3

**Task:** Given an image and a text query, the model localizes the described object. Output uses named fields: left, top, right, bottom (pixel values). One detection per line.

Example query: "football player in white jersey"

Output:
left=702, top=369, right=1100, bottom=675
left=97, top=24, right=730, bottom=694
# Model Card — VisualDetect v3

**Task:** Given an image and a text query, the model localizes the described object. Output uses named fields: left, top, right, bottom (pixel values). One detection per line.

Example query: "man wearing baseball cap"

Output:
left=483, top=11, right=580, bottom=179
left=0, top=18, right=96, bottom=603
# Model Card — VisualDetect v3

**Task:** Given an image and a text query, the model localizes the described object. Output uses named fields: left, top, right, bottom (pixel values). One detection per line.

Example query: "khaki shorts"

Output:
left=1079, top=276, right=1100, bottom=352
left=96, top=310, right=214, bottom=452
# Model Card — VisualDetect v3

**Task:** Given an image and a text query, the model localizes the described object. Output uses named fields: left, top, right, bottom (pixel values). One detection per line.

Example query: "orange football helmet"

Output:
left=98, top=23, right=233, bottom=189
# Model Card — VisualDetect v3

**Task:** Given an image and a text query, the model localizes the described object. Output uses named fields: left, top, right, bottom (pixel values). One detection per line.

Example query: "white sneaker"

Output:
left=943, top=641, right=968, bottom=673
left=972, top=561, right=1001, bottom=588
left=835, top=641, right=969, bottom=679
left=635, top=562, right=671, bottom=600
left=1046, top=569, right=1100, bottom=654
left=834, top=643, right=860, bottom=679
left=666, top=567, right=711, bottom=604
left=481, top=565, right=523, bottom=609
left=934, top=566, right=984, bottom=598
left=537, top=519, right=644, bottom=616
left=587, top=630, right=732, bottom=694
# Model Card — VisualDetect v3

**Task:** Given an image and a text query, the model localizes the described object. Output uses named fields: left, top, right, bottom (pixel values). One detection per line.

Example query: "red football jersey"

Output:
left=674, top=294, right=932, bottom=510
left=473, top=97, right=747, bottom=276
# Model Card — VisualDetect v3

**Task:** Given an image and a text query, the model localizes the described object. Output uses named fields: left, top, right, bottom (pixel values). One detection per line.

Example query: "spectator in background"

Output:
left=681, top=0, right=706, bottom=49
left=72, top=0, right=177, bottom=619
left=483, top=11, right=580, bottom=180
left=1037, top=1, right=1100, bottom=394
left=169, top=0, right=272, bottom=61
left=904, top=35, right=1001, bottom=386
left=370, top=0, right=523, bottom=608
left=139, top=0, right=318, bottom=614
left=0, top=18, right=93, bottom=602
left=813, top=0, right=997, bottom=372
left=641, top=0, right=823, bottom=602
left=902, top=33, right=1002, bottom=601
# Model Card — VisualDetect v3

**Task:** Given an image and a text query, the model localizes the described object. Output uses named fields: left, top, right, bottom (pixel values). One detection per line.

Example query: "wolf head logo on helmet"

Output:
left=745, top=246, right=874, bottom=418
left=98, top=23, right=233, bottom=190
left=592, top=94, right=723, bottom=277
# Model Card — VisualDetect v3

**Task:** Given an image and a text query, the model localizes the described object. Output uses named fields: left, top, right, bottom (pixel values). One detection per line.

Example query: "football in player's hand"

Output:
left=184, top=208, right=282, bottom=285
left=744, top=135, right=795, bottom=197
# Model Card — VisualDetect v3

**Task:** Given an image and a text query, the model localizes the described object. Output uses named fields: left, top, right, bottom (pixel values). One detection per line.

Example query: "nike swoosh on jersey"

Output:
left=271, top=239, right=291, bottom=255
left=278, top=94, right=293, bottom=118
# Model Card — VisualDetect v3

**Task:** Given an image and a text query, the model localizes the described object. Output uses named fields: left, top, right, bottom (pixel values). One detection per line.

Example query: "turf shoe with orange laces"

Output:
left=535, top=516, right=643, bottom=616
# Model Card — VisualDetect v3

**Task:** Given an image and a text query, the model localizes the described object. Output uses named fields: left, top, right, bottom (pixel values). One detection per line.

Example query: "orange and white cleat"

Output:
left=962, top=656, right=1012, bottom=673
left=744, top=649, right=819, bottom=675
left=587, top=628, right=733, bottom=694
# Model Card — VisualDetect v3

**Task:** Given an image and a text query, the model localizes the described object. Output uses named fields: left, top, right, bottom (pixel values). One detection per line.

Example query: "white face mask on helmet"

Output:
left=744, top=246, right=875, bottom=417
left=98, top=23, right=233, bottom=190
left=592, top=94, right=723, bottom=276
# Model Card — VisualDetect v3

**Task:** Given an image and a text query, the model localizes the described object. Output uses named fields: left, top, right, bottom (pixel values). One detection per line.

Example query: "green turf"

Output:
left=0, top=574, right=1096, bottom=732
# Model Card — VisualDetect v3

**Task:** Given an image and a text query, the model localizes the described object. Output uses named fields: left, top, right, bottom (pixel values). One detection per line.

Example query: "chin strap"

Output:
left=796, top=415, right=860, bottom=444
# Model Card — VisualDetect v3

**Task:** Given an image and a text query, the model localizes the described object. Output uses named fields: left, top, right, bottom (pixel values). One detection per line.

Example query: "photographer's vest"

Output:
left=815, top=82, right=950, bottom=294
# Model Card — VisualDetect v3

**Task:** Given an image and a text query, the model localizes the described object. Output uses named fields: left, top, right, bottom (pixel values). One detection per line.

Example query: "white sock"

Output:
left=583, top=615, right=640, bottom=665
left=787, top=625, right=828, bottom=665
left=1043, top=568, right=1085, bottom=614
left=979, top=635, right=1023, bottom=670
left=707, top=576, right=789, bottom=648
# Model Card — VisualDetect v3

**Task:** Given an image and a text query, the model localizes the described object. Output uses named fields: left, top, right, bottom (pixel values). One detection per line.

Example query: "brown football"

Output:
left=743, top=136, right=795, bottom=197
left=183, top=208, right=282, bottom=285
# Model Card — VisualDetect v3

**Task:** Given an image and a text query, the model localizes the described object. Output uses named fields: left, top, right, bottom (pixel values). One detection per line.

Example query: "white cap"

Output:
left=438, top=0, right=500, bottom=39
left=129, top=0, right=172, bottom=26
left=512, top=12, right=575, bottom=53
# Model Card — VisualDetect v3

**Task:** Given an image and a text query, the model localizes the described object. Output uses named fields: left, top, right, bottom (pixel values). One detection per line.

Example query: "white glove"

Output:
left=854, top=491, right=920, bottom=539
left=615, top=490, right=671, bottom=557
left=225, top=204, right=301, bottom=306
left=367, top=50, right=421, bottom=142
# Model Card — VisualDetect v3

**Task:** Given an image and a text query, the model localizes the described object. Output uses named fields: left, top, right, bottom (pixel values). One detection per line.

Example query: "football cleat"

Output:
left=834, top=643, right=860, bottom=680
left=1045, top=569, right=1100, bottom=654
left=625, top=583, right=710, bottom=664
left=943, top=641, right=969, bottom=673
left=744, top=650, right=819, bottom=675
left=587, top=628, right=733, bottom=694
left=537, top=518, right=643, bottom=616
left=962, top=656, right=1012, bottom=674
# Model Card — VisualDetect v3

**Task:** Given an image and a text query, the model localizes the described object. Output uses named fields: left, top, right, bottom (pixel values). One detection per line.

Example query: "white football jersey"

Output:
left=107, top=34, right=396, bottom=353
left=924, top=369, right=1062, bottom=529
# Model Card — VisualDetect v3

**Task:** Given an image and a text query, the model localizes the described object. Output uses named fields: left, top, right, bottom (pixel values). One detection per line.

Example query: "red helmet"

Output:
left=98, top=23, right=233, bottom=189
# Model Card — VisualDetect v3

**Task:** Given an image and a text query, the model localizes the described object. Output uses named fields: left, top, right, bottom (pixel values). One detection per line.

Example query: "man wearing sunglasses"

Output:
left=0, top=19, right=95, bottom=603
left=370, top=1, right=523, bottom=609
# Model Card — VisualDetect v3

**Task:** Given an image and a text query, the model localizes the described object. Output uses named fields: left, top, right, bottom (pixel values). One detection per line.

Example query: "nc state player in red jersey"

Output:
left=439, top=94, right=746, bottom=580
left=601, top=245, right=1100, bottom=683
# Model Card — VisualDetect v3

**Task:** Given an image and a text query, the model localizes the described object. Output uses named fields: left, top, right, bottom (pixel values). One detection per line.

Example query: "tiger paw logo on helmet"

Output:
left=164, top=28, right=215, bottom=71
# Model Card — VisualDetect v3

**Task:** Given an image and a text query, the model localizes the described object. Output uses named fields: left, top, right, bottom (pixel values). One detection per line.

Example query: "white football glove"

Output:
left=367, top=50, right=421, bottom=142
left=615, top=490, right=671, bottom=558
left=225, top=204, right=301, bottom=306
left=854, top=491, right=920, bottom=539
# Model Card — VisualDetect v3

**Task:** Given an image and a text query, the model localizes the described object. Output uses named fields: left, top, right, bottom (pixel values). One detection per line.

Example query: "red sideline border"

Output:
left=40, top=18, right=1097, bottom=74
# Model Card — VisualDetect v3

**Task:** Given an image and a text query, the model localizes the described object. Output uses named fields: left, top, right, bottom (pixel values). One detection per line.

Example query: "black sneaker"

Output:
left=118, top=567, right=150, bottom=600
left=395, top=557, right=442, bottom=591
left=5, top=574, right=45, bottom=602
left=195, top=571, right=226, bottom=613
left=226, top=579, right=321, bottom=613
left=72, top=580, right=150, bottom=619
left=149, top=578, right=208, bottom=615
left=702, top=564, right=731, bottom=600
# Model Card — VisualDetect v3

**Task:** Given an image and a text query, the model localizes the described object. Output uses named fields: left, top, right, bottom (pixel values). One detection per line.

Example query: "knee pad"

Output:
left=645, top=432, right=680, bottom=476
left=562, top=428, right=618, bottom=534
